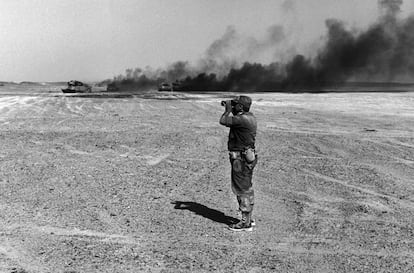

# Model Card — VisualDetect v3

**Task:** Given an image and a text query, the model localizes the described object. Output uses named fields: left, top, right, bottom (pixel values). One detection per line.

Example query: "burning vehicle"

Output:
left=158, top=82, right=172, bottom=91
left=106, top=82, right=119, bottom=91
left=172, top=81, right=182, bottom=91
left=158, top=81, right=183, bottom=91
left=62, top=80, right=92, bottom=93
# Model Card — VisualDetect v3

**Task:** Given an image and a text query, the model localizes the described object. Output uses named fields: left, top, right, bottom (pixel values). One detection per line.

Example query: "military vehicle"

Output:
left=62, top=80, right=92, bottom=93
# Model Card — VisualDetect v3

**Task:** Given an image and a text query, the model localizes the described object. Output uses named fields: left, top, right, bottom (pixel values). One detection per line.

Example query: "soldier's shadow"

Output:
left=172, top=201, right=238, bottom=225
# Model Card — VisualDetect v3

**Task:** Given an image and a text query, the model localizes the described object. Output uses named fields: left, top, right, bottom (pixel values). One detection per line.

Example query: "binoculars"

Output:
left=221, top=100, right=235, bottom=107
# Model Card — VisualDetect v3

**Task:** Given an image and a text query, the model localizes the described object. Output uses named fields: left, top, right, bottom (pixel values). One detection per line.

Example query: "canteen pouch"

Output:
left=243, top=148, right=256, bottom=163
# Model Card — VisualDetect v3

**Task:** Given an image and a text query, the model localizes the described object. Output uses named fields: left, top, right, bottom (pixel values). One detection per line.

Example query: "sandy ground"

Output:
left=0, top=88, right=413, bottom=272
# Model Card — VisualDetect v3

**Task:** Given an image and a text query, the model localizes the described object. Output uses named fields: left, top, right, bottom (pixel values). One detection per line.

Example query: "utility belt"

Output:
left=229, top=148, right=256, bottom=163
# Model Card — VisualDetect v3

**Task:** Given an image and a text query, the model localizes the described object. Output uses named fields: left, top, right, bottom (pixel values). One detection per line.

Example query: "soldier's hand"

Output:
left=225, top=100, right=233, bottom=113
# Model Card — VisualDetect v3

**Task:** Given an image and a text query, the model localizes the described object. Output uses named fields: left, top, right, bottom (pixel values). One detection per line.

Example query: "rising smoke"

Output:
left=111, top=0, right=414, bottom=91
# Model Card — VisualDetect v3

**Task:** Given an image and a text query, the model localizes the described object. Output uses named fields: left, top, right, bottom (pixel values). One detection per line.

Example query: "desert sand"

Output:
left=0, top=85, right=413, bottom=272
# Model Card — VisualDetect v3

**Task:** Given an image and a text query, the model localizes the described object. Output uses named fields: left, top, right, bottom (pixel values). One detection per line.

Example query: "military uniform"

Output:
left=220, top=96, right=257, bottom=231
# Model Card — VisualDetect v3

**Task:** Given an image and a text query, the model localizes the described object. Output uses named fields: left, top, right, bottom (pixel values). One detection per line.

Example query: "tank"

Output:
left=62, top=80, right=92, bottom=93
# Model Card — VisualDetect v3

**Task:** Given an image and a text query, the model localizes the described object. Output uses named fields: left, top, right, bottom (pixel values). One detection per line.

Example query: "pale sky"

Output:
left=0, top=0, right=413, bottom=82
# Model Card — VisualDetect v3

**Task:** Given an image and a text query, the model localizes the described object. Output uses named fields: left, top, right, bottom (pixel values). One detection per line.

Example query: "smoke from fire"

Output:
left=112, top=0, right=414, bottom=91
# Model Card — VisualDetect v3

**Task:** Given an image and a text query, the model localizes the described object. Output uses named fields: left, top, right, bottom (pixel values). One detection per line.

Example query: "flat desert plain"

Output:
left=0, top=87, right=413, bottom=272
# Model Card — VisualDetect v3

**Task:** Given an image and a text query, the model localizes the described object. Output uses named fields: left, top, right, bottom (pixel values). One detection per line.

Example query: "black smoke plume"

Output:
left=108, top=0, right=414, bottom=92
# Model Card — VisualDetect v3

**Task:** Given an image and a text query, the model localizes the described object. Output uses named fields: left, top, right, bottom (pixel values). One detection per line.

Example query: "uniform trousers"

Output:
left=229, top=152, right=257, bottom=213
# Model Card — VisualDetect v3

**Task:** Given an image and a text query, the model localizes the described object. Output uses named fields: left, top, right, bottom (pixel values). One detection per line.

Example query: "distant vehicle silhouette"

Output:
left=172, top=81, right=182, bottom=91
left=62, top=80, right=92, bottom=93
left=158, top=82, right=172, bottom=91
left=106, top=82, right=119, bottom=91
left=158, top=81, right=183, bottom=91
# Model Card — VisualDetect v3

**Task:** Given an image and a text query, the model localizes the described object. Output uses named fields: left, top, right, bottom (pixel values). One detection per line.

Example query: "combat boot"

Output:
left=228, top=212, right=253, bottom=231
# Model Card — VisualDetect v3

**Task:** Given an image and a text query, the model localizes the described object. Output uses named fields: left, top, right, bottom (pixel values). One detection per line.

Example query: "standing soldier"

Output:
left=219, top=95, right=258, bottom=231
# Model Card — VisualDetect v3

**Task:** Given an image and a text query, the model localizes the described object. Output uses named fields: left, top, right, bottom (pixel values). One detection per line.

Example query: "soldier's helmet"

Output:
left=234, top=95, right=252, bottom=112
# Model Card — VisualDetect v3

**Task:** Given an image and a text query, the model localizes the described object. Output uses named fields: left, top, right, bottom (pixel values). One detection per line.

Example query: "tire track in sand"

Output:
left=1, top=223, right=142, bottom=249
left=31, top=225, right=140, bottom=245
left=302, top=169, right=414, bottom=210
